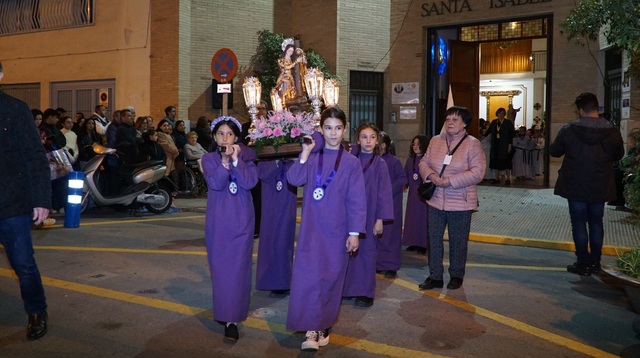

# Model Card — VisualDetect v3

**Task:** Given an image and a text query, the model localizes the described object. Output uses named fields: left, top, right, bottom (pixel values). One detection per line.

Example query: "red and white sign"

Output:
left=217, top=83, right=232, bottom=93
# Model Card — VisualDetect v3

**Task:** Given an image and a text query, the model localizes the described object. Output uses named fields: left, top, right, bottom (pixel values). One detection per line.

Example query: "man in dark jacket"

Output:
left=0, top=62, right=50, bottom=340
left=550, top=92, right=625, bottom=276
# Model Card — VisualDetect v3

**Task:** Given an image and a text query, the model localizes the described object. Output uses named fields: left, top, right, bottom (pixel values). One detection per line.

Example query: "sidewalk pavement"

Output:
left=174, top=185, right=640, bottom=254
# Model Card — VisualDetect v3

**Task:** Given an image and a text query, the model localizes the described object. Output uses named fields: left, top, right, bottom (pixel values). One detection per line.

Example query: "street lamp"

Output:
left=304, top=67, right=324, bottom=119
left=323, top=78, right=339, bottom=107
left=242, top=76, right=262, bottom=121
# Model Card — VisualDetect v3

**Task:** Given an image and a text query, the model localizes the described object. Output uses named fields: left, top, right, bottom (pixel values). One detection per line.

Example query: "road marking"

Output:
left=41, top=215, right=205, bottom=228
left=34, top=246, right=207, bottom=256
left=0, top=268, right=445, bottom=357
left=392, top=278, right=618, bottom=358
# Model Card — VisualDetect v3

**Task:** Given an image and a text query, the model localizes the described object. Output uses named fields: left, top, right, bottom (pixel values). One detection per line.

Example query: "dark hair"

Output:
left=80, top=118, right=96, bottom=134
left=56, top=107, right=67, bottom=114
left=355, top=122, right=381, bottom=155
left=379, top=131, right=392, bottom=154
left=196, top=116, right=208, bottom=128
left=575, top=92, right=599, bottom=113
left=444, top=105, right=472, bottom=128
left=0, top=62, right=3, bottom=73
left=164, top=105, right=176, bottom=115
left=95, top=105, right=104, bottom=112
left=495, top=107, right=506, bottom=117
left=410, top=135, right=429, bottom=156
left=283, top=44, right=295, bottom=57
left=143, top=128, right=157, bottom=141
left=43, top=108, right=59, bottom=119
left=320, top=107, right=347, bottom=127
left=31, top=108, right=43, bottom=119
left=76, top=112, right=85, bottom=119
left=157, top=119, right=171, bottom=132
left=135, top=116, right=148, bottom=130
left=211, top=118, right=241, bottom=138
left=175, top=120, right=185, bottom=130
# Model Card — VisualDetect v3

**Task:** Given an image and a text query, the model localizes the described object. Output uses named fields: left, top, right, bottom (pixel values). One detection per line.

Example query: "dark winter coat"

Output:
left=0, top=92, right=51, bottom=218
left=549, top=117, right=624, bottom=203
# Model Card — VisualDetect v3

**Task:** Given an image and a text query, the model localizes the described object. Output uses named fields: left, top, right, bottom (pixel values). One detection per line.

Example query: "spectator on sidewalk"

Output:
left=550, top=92, right=624, bottom=276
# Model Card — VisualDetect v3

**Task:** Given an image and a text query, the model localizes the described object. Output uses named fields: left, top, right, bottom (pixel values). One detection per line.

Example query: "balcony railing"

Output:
left=0, top=0, right=94, bottom=36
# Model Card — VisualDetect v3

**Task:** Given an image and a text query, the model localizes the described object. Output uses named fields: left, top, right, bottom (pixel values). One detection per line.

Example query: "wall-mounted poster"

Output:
left=622, top=92, right=630, bottom=119
left=623, top=68, right=631, bottom=92
left=399, top=106, right=417, bottom=120
left=392, top=82, right=419, bottom=104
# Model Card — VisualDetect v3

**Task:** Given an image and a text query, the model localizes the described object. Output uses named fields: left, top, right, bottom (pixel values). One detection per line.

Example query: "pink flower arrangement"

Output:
left=248, top=109, right=316, bottom=149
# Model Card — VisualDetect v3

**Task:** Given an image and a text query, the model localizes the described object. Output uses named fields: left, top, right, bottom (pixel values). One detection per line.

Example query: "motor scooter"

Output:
left=81, top=144, right=175, bottom=214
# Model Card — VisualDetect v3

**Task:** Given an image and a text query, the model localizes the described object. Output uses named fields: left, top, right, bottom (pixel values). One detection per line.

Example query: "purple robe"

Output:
left=286, top=148, right=366, bottom=331
left=402, top=154, right=428, bottom=247
left=202, top=147, right=258, bottom=323
left=343, top=152, right=393, bottom=298
left=255, top=159, right=297, bottom=291
left=377, top=153, right=408, bottom=270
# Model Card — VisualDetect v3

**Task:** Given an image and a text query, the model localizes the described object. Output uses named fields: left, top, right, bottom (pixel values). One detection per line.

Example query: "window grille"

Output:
left=0, top=0, right=93, bottom=36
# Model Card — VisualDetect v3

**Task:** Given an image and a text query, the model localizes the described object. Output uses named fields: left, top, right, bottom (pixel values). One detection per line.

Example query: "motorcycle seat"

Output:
left=118, top=160, right=165, bottom=177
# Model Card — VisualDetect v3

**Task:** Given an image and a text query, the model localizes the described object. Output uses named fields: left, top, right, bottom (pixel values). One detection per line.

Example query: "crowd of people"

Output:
left=5, top=77, right=619, bottom=351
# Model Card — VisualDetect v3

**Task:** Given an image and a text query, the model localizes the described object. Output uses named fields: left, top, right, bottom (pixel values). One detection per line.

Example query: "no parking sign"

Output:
left=211, top=48, right=238, bottom=83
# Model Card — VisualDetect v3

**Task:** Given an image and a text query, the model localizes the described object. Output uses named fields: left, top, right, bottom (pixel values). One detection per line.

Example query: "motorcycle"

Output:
left=81, top=144, right=175, bottom=214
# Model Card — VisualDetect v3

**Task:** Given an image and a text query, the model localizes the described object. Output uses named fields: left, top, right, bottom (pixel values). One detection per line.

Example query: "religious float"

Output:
left=242, top=38, right=339, bottom=159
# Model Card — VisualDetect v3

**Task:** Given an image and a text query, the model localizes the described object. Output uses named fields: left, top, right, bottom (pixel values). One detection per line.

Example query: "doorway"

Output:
left=425, top=16, right=552, bottom=187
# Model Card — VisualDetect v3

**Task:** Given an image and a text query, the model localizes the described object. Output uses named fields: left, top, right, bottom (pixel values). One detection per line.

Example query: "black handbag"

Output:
left=417, top=135, right=468, bottom=201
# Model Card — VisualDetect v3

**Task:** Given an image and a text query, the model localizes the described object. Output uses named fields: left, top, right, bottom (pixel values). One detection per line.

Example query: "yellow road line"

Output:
left=42, top=214, right=205, bottom=228
left=391, top=278, right=617, bottom=358
left=0, top=268, right=443, bottom=357
left=34, top=246, right=207, bottom=256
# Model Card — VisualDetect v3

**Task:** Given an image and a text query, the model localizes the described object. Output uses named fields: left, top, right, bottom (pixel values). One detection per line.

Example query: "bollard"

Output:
left=64, top=171, right=84, bottom=228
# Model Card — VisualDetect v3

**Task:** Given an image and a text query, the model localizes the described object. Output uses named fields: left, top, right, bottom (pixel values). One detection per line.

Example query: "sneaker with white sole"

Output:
left=301, top=331, right=319, bottom=351
left=318, top=328, right=330, bottom=347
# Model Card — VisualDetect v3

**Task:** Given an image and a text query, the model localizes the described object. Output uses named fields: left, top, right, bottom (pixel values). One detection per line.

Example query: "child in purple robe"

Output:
left=343, top=122, right=393, bottom=308
left=402, top=135, right=430, bottom=254
left=255, top=159, right=296, bottom=297
left=376, top=131, right=408, bottom=278
left=201, top=116, right=258, bottom=342
left=286, top=107, right=367, bottom=351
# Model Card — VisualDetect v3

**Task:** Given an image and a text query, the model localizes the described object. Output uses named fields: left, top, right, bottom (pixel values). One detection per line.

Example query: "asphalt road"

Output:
left=0, top=207, right=638, bottom=357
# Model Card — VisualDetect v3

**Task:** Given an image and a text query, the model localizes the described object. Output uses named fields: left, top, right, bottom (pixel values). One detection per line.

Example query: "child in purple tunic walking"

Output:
left=376, top=131, right=408, bottom=278
left=255, top=159, right=296, bottom=297
left=286, top=107, right=367, bottom=351
left=343, top=122, right=393, bottom=308
left=201, top=116, right=258, bottom=342
left=402, top=135, right=430, bottom=254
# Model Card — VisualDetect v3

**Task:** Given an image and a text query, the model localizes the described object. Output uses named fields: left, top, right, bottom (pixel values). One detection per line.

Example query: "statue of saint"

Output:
left=275, top=38, right=307, bottom=106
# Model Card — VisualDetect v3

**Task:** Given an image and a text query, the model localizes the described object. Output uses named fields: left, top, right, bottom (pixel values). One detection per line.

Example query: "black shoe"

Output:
left=27, top=311, right=48, bottom=341
left=416, top=247, right=427, bottom=255
left=418, top=277, right=444, bottom=290
left=269, top=289, right=290, bottom=298
left=566, top=262, right=592, bottom=276
left=384, top=270, right=397, bottom=279
left=447, top=277, right=464, bottom=290
left=224, top=323, right=239, bottom=341
left=406, top=246, right=417, bottom=252
left=354, top=296, right=374, bottom=308
left=376, top=270, right=385, bottom=274
left=505, top=180, right=511, bottom=186
left=589, top=262, right=602, bottom=275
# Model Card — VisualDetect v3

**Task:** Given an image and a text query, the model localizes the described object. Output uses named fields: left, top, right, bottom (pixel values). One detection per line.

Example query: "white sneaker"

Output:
left=318, top=328, right=330, bottom=347
left=301, top=331, right=319, bottom=351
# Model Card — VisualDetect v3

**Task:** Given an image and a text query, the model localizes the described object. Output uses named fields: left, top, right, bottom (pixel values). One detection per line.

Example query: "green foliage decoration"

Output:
left=250, top=29, right=335, bottom=105
left=560, top=0, right=640, bottom=78
left=617, top=248, right=640, bottom=278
